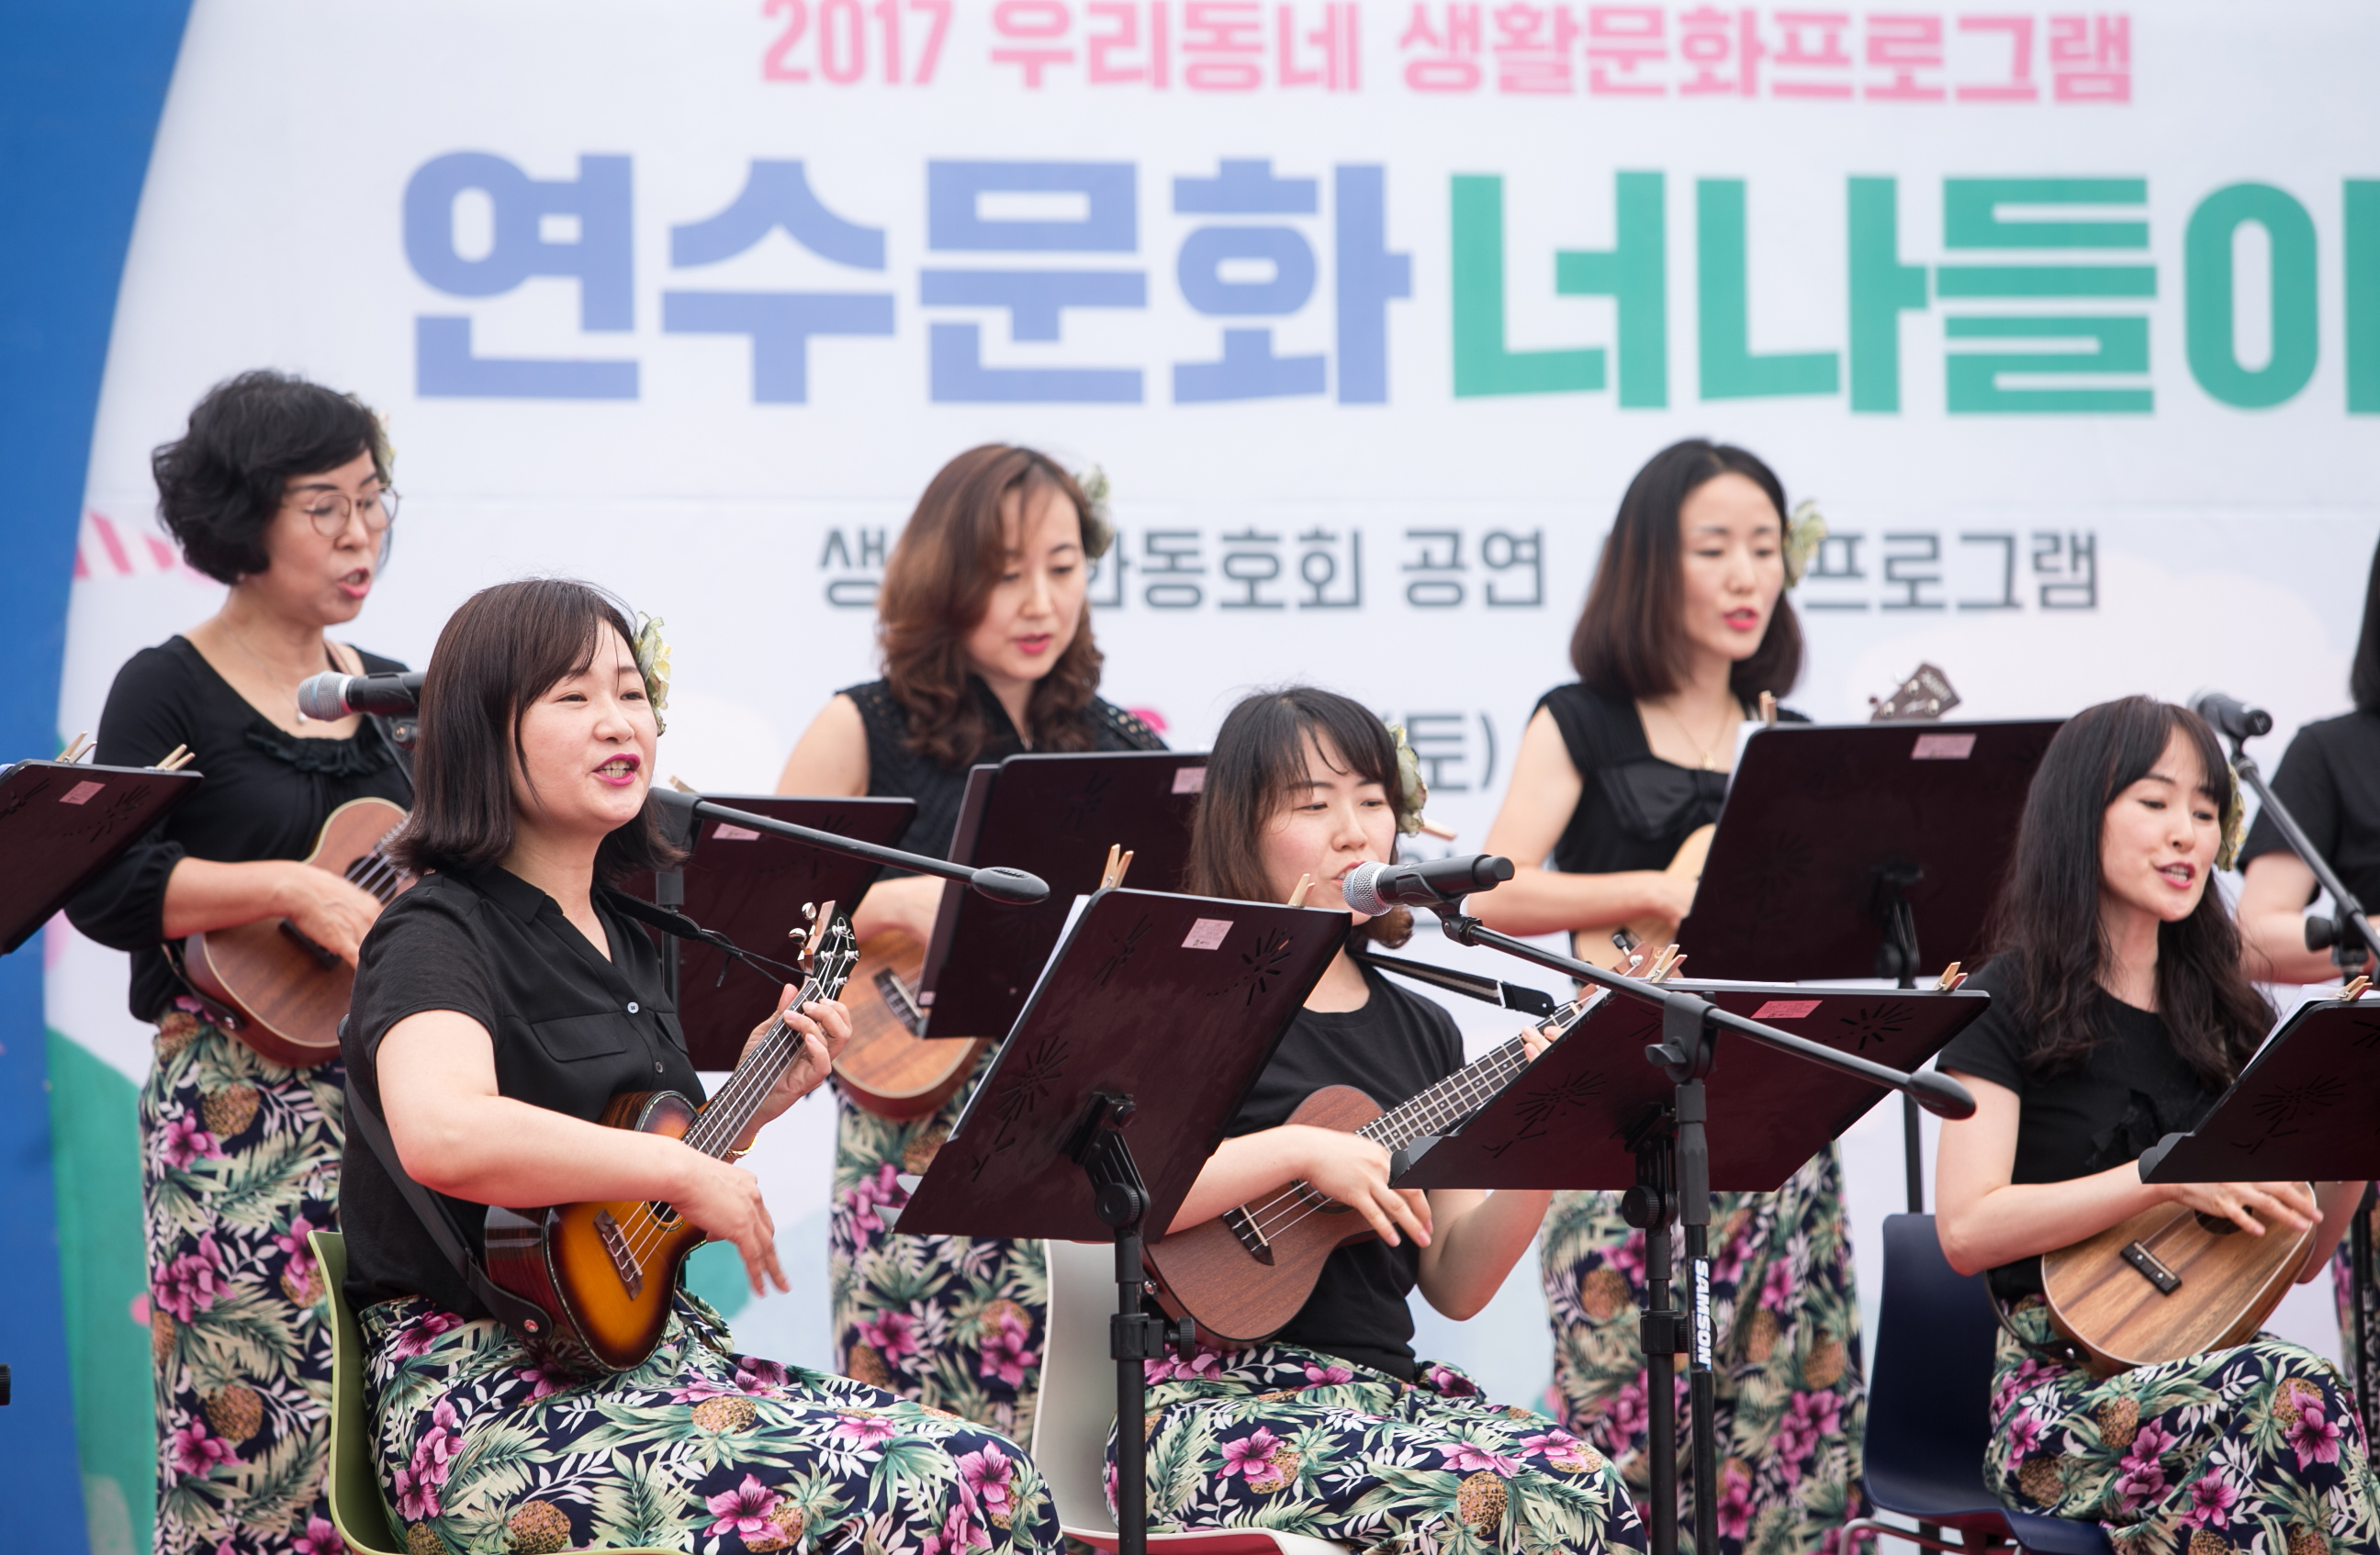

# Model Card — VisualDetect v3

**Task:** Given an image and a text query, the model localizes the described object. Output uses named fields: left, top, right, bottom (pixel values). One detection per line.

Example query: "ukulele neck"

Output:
left=679, top=988, right=822, bottom=1161
left=1353, top=987, right=1609, bottom=1153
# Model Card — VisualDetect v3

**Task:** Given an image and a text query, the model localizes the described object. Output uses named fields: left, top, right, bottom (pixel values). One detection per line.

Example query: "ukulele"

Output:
left=1572, top=665, right=1965, bottom=971
left=1143, top=947, right=1683, bottom=1344
left=2040, top=1191, right=2318, bottom=1376
left=833, top=844, right=1134, bottom=1119
left=179, top=796, right=416, bottom=1067
left=483, top=905, right=859, bottom=1374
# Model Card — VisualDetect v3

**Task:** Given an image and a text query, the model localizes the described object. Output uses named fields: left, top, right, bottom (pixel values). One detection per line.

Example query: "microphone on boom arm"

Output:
left=1342, top=854, right=1514, bottom=916
left=2190, top=690, right=2273, bottom=744
left=298, top=670, right=424, bottom=721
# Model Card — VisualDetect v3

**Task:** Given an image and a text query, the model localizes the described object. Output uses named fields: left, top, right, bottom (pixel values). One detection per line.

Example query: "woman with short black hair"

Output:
left=1935, top=695, right=2379, bottom=1552
left=1472, top=438, right=1863, bottom=1555
left=341, top=577, right=1061, bottom=1555
left=67, top=368, right=407, bottom=1555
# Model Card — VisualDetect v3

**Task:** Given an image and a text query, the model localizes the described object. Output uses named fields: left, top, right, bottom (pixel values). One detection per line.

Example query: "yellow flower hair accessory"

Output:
left=1783, top=499, right=1828, bottom=587
left=1386, top=722, right=1429, bottom=837
left=2217, top=766, right=2247, bottom=872
left=632, top=614, right=672, bottom=735
left=1075, top=464, right=1117, bottom=559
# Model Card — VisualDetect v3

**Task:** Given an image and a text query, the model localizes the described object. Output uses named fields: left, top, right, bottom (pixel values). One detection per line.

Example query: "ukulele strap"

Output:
left=600, top=889, right=810, bottom=988
left=339, top=1036, right=556, bottom=1352
left=1986, top=1291, right=2089, bottom=1367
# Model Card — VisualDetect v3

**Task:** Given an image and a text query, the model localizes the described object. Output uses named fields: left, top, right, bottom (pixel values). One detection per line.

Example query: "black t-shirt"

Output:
left=339, top=867, right=704, bottom=1316
left=2240, top=710, right=2380, bottom=910
left=842, top=677, right=1164, bottom=867
left=1934, top=956, right=2224, bottom=1295
left=65, top=635, right=412, bottom=1022
left=1535, top=682, right=1806, bottom=877
left=1221, top=968, right=1465, bottom=1379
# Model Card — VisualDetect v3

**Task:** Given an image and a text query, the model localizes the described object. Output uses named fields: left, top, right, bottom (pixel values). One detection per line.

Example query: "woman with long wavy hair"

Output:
left=1934, top=695, right=2379, bottom=1552
left=776, top=444, right=1162, bottom=1438
left=1472, top=439, right=1859, bottom=1555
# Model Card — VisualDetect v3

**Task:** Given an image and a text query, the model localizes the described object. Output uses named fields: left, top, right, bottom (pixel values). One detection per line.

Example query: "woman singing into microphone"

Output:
left=777, top=445, right=1162, bottom=1437
left=68, top=371, right=406, bottom=1555
left=340, top=578, right=1061, bottom=1555
left=1934, top=695, right=2380, bottom=1552
left=1471, top=439, right=1860, bottom=1554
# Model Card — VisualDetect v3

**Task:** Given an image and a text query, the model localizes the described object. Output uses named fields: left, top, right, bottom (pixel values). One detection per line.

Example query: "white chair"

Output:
left=1033, top=1238, right=1349, bottom=1555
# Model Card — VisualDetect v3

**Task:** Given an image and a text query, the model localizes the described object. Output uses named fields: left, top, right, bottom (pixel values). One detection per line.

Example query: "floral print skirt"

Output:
left=1988, top=1299, right=2380, bottom=1555
left=360, top=1290, right=1064, bottom=1555
left=2334, top=1203, right=2380, bottom=1441
left=1116, top=1341, right=1646, bottom=1555
left=143, top=1007, right=346, bottom=1555
left=1538, top=1146, right=1866, bottom=1555
left=832, top=1070, right=1045, bottom=1438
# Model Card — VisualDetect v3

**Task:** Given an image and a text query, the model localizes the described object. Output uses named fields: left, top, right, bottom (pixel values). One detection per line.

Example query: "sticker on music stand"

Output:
left=1910, top=733, right=1976, bottom=760
left=1182, top=918, right=1232, bottom=950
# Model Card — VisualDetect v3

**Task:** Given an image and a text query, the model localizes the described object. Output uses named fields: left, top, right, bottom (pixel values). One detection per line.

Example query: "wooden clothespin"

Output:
left=154, top=744, right=196, bottom=772
left=1647, top=945, right=1685, bottom=980
left=1415, top=817, right=1458, bottom=842
left=2343, top=975, right=2373, bottom=1002
left=1284, top=873, right=1315, bottom=908
left=1098, top=844, right=1135, bottom=891
left=1936, top=961, right=1968, bottom=992
left=58, top=732, right=92, bottom=763
left=669, top=775, right=699, bottom=793
left=1758, top=691, right=1779, bottom=728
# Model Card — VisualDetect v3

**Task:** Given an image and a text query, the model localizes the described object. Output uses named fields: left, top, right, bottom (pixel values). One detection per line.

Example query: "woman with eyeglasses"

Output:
left=68, top=371, right=411, bottom=1555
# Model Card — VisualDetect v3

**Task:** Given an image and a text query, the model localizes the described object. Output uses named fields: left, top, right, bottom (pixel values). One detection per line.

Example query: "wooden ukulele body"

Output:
left=483, top=1089, right=708, bottom=1375
left=1143, top=1085, right=1387, bottom=1345
left=1572, top=823, right=1712, bottom=972
left=184, top=796, right=411, bottom=1067
left=830, top=930, right=986, bottom=1119
left=2042, top=1194, right=2316, bottom=1376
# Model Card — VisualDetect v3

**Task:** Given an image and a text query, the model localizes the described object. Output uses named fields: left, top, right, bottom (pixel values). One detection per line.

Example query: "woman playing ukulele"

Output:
left=1935, top=696, right=2380, bottom=1551
left=68, top=372, right=408, bottom=1555
left=340, top=578, right=1061, bottom=1555
left=1471, top=439, right=1859, bottom=1553
left=1129, top=686, right=1644, bottom=1555
left=776, top=445, right=1161, bottom=1437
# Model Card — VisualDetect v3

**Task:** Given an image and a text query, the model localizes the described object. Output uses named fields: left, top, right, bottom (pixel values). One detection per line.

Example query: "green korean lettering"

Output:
left=2184, top=184, right=2317, bottom=409
left=1449, top=174, right=1604, bottom=397
left=1697, top=179, right=1838, bottom=399
left=1847, top=176, right=1928, bottom=414
left=2347, top=181, right=2380, bottom=414
left=1940, top=177, right=2153, bottom=415
left=1945, top=316, right=2152, bottom=413
left=1554, top=172, right=1667, bottom=408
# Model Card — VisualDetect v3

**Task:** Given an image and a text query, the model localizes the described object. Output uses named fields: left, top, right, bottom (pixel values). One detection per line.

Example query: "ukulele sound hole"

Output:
left=2195, top=1211, right=2240, bottom=1236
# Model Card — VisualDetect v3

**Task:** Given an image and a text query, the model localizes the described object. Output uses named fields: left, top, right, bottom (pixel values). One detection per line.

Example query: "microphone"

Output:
left=968, top=866, right=1049, bottom=905
left=2190, top=690, right=2273, bottom=743
left=1342, top=854, right=1514, bottom=915
left=298, top=671, right=423, bottom=720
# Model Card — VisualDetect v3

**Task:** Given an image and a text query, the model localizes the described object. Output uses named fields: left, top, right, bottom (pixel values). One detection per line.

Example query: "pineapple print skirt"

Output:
left=142, top=1009, right=347, bottom=1555
left=1988, top=1299, right=2380, bottom=1555
left=1538, top=1146, right=1868, bottom=1555
left=1118, top=1342, right=1647, bottom=1555
left=359, top=1289, right=1063, bottom=1555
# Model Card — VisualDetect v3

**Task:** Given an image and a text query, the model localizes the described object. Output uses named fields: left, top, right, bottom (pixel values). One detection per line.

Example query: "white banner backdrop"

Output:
left=50, top=0, right=2380, bottom=1423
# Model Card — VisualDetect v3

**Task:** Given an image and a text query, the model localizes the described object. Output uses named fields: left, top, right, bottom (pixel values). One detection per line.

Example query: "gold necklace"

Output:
left=1657, top=698, right=1735, bottom=770
left=219, top=620, right=331, bottom=726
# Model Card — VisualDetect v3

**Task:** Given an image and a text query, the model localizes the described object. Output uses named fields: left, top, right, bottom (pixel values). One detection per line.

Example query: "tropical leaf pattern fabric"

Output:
left=1112, top=1341, right=1646, bottom=1555
left=143, top=1009, right=346, bottom=1555
left=1539, top=1147, right=1867, bottom=1555
left=2333, top=1208, right=2380, bottom=1438
left=1988, top=1298, right=2380, bottom=1555
left=832, top=1066, right=1044, bottom=1439
left=360, top=1289, right=1063, bottom=1555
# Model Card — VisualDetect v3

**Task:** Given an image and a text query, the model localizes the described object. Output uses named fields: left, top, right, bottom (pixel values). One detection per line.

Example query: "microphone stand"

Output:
left=1410, top=888, right=1974, bottom=1555
left=644, top=787, right=1050, bottom=1002
left=2217, top=726, right=2380, bottom=1440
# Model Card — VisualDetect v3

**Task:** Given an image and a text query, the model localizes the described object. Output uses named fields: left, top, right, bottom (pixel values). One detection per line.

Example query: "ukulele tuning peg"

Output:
left=803, top=902, right=819, bottom=922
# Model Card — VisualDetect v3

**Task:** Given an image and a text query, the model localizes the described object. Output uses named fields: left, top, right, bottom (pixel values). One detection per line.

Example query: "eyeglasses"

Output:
left=289, top=486, right=399, bottom=538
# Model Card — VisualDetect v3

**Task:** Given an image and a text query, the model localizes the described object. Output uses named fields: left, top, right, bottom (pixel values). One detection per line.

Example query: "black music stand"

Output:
left=917, top=750, right=1209, bottom=1040
left=1400, top=890, right=1977, bottom=1555
left=1677, top=719, right=2060, bottom=1210
left=2138, top=992, right=2380, bottom=1434
left=897, top=887, right=1347, bottom=1555
left=0, top=758, right=200, bottom=955
left=628, top=795, right=914, bottom=1067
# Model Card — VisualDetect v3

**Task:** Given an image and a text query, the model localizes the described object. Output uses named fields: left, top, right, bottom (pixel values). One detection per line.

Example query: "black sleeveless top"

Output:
left=842, top=677, right=1166, bottom=866
left=1535, top=682, right=1805, bottom=876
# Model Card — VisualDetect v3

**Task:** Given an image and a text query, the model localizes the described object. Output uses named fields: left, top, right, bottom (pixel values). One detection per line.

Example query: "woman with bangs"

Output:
left=777, top=443, right=1163, bottom=1437
left=1126, top=685, right=1643, bottom=1555
left=339, top=577, right=1061, bottom=1555
left=1472, top=439, right=1860, bottom=1553
left=1933, top=696, right=2380, bottom=1551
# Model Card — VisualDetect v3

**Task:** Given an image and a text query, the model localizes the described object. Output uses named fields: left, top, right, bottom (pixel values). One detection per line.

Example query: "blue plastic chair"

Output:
left=1844, top=1214, right=2110, bottom=1555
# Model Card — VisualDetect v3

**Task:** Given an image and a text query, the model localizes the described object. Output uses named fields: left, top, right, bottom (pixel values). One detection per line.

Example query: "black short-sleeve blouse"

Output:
left=338, top=867, right=705, bottom=1316
left=2238, top=710, right=2380, bottom=910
